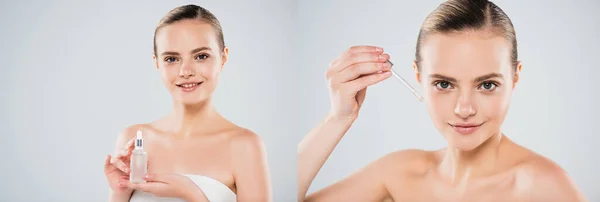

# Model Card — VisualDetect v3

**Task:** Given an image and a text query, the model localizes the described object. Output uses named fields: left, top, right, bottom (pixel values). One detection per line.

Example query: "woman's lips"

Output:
left=450, top=122, right=484, bottom=135
left=176, top=82, right=203, bottom=92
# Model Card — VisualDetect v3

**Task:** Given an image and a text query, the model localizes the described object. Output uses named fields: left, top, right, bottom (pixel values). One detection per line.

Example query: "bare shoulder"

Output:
left=362, top=149, right=435, bottom=201
left=376, top=149, right=436, bottom=176
left=224, top=126, right=271, bottom=201
left=212, top=118, right=262, bottom=145
left=226, top=126, right=270, bottom=181
left=305, top=149, right=434, bottom=202
left=230, top=126, right=264, bottom=149
left=356, top=148, right=436, bottom=195
left=114, top=124, right=149, bottom=147
left=223, top=124, right=265, bottom=158
left=516, top=153, right=587, bottom=201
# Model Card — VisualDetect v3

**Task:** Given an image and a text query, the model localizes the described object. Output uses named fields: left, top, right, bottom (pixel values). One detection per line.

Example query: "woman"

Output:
left=298, top=0, right=586, bottom=201
left=103, top=5, right=271, bottom=202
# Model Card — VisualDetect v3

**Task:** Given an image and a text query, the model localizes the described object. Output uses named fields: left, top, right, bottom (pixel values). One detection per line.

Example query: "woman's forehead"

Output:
left=155, top=20, right=219, bottom=53
left=419, top=32, right=513, bottom=77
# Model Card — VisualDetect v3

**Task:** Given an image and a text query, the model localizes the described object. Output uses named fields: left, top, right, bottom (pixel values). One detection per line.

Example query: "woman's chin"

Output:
left=444, top=133, right=487, bottom=151
left=448, top=141, right=481, bottom=151
left=174, top=96, right=208, bottom=106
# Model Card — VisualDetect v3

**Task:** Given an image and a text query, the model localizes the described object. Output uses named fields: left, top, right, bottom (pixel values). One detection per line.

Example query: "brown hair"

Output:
left=153, top=4, right=225, bottom=56
left=415, top=0, right=517, bottom=71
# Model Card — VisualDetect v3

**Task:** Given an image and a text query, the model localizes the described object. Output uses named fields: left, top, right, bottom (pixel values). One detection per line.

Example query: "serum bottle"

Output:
left=130, top=130, right=147, bottom=183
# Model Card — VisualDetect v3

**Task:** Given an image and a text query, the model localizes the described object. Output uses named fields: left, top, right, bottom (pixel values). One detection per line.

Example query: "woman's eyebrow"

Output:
left=160, top=47, right=212, bottom=57
left=429, top=74, right=457, bottom=83
left=429, top=73, right=503, bottom=83
left=474, top=73, right=503, bottom=83
left=189, top=47, right=211, bottom=55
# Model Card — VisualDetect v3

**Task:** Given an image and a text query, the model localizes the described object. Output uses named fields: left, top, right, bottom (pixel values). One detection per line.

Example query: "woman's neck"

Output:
left=166, top=98, right=220, bottom=137
left=438, top=132, right=505, bottom=187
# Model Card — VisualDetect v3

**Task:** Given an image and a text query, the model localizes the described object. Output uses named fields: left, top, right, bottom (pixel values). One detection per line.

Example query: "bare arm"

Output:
left=297, top=115, right=354, bottom=199
left=297, top=45, right=393, bottom=201
left=301, top=139, right=393, bottom=202
left=231, top=130, right=272, bottom=202
left=528, top=159, right=588, bottom=202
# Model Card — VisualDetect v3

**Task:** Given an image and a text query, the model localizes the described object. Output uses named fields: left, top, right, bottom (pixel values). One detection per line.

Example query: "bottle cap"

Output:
left=135, top=130, right=143, bottom=149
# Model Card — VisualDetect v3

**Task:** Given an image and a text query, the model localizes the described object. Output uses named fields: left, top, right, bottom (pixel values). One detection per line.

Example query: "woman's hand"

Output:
left=298, top=46, right=392, bottom=201
left=326, top=45, right=392, bottom=121
left=122, top=173, right=208, bottom=202
left=104, top=136, right=137, bottom=195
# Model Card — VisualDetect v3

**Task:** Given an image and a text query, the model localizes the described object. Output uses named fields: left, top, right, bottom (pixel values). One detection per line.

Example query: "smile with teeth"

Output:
left=176, top=82, right=202, bottom=88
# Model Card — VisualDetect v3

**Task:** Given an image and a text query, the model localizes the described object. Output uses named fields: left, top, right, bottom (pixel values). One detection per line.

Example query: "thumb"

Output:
left=356, top=88, right=367, bottom=107
left=104, top=155, right=116, bottom=172
left=104, top=155, right=111, bottom=168
left=144, top=173, right=178, bottom=183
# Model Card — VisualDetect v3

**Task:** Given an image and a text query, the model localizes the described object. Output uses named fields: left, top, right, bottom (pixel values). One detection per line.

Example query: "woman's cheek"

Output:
left=479, top=91, right=509, bottom=120
left=426, top=90, right=456, bottom=127
left=198, top=61, right=221, bottom=79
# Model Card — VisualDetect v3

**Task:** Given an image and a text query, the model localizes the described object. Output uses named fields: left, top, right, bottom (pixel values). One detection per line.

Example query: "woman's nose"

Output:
left=454, top=93, right=476, bottom=119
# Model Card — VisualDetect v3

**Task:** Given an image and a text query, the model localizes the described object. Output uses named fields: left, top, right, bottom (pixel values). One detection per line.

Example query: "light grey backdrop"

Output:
left=297, top=0, right=600, bottom=200
left=2, top=0, right=599, bottom=201
left=0, top=0, right=297, bottom=201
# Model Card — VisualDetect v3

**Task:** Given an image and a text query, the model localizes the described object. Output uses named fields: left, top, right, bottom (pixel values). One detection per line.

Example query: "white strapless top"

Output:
left=129, top=174, right=237, bottom=202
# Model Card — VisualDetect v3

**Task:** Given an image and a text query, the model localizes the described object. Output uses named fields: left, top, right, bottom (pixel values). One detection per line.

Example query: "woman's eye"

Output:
left=479, top=81, right=498, bottom=91
left=164, top=57, right=178, bottom=63
left=434, top=81, right=453, bottom=90
left=195, top=54, right=210, bottom=60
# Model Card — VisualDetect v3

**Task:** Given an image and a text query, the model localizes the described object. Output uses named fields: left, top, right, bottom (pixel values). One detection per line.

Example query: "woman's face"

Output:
left=415, top=31, right=521, bottom=151
left=154, top=19, right=228, bottom=105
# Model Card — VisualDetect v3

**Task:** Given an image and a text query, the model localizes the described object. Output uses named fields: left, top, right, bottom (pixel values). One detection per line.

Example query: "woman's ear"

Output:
left=221, top=47, right=229, bottom=69
left=512, top=61, right=523, bottom=89
left=413, top=61, right=421, bottom=84
left=153, top=54, right=159, bottom=69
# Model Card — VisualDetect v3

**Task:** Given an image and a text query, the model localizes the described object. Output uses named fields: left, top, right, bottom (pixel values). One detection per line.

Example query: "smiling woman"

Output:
left=153, top=5, right=226, bottom=105
left=297, top=0, right=588, bottom=201
left=103, top=4, right=272, bottom=202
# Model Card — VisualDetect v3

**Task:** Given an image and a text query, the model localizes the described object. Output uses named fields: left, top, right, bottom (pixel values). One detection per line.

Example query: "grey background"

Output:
left=2, top=0, right=599, bottom=201
left=0, top=0, right=297, bottom=201
left=297, top=0, right=600, bottom=200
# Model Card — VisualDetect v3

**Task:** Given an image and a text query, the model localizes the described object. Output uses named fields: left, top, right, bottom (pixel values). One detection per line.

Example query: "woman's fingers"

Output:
left=144, top=173, right=182, bottom=183
left=335, top=52, right=388, bottom=74
left=114, top=136, right=136, bottom=160
left=104, top=155, right=114, bottom=171
left=119, top=148, right=133, bottom=159
left=346, top=45, right=382, bottom=54
left=125, top=136, right=137, bottom=150
left=345, top=71, right=392, bottom=93
left=324, top=45, right=393, bottom=120
left=329, top=46, right=384, bottom=72
left=123, top=180, right=166, bottom=194
left=110, top=155, right=130, bottom=174
left=332, top=61, right=391, bottom=84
